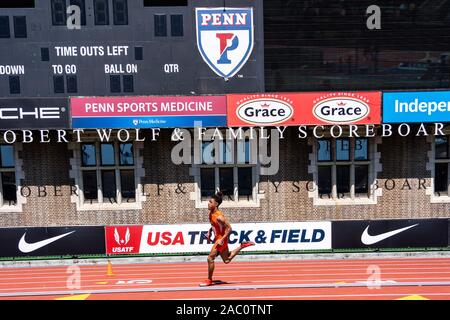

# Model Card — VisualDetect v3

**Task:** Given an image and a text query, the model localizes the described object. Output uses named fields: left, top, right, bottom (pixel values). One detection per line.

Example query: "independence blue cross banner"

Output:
left=196, top=7, right=254, bottom=79
left=383, top=91, right=450, bottom=123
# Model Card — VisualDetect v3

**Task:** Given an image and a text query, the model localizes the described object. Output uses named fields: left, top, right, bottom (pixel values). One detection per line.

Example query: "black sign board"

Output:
left=0, top=226, right=105, bottom=257
left=0, top=98, right=70, bottom=129
left=332, top=219, right=449, bottom=249
left=0, top=0, right=264, bottom=98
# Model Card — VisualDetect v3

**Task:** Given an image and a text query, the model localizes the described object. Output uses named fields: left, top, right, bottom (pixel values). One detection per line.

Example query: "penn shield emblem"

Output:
left=196, top=7, right=254, bottom=79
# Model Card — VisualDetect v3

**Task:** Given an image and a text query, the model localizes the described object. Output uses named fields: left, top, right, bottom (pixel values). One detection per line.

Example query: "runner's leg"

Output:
left=220, top=245, right=242, bottom=264
left=207, top=247, right=219, bottom=280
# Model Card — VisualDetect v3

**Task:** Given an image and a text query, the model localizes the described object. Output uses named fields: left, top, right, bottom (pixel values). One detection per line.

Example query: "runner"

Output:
left=199, top=191, right=255, bottom=287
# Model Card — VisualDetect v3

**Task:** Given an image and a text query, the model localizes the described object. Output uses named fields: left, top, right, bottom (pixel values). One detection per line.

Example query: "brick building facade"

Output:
left=1, top=126, right=449, bottom=228
left=0, top=1, right=449, bottom=230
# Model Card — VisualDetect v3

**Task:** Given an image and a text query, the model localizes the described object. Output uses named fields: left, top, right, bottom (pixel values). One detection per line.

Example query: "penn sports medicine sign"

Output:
left=70, top=96, right=227, bottom=128
left=105, top=222, right=332, bottom=254
left=227, top=92, right=381, bottom=127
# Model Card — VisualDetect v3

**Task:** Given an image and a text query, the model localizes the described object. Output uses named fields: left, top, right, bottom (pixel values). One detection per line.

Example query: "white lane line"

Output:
left=176, top=292, right=448, bottom=300
left=2, top=258, right=450, bottom=271
left=5, top=268, right=450, bottom=282
left=4, top=275, right=450, bottom=288
left=2, top=281, right=450, bottom=297
left=3, top=264, right=450, bottom=276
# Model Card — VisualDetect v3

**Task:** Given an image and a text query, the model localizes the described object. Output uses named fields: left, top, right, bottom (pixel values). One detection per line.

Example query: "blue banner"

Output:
left=72, top=116, right=227, bottom=129
left=383, top=91, right=450, bottom=123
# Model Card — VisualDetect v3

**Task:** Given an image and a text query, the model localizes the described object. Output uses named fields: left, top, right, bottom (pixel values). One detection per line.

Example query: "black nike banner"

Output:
left=0, top=226, right=105, bottom=257
left=332, top=219, right=449, bottom=249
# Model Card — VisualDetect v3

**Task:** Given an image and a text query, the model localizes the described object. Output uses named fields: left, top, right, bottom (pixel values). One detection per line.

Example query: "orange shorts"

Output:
left=214, top=238, right=229, bottom=253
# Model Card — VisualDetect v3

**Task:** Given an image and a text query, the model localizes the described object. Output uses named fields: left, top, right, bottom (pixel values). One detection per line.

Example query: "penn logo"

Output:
left=200, top=12, right=248, bottom=26
left=237, top=98, right=294, bottom=125
left=313, top=98, right=370, bottom=123
left=196, top=8, right=254, bottom=79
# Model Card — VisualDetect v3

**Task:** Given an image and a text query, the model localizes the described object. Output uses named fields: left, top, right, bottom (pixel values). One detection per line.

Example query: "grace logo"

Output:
left=114, top=227, right=131, bottom=246
left=313, top=98, right=370, bottom=123
left=236, top=98, right=294, bottom=125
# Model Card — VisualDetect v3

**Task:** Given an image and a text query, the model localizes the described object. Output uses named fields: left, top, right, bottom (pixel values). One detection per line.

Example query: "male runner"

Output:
left=199, top=191, right=255, bottom=287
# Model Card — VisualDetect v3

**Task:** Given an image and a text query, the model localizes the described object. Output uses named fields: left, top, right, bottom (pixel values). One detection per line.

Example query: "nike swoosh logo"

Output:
left=18, top=231, right=76, bottom=253
left=361, top=224, right=418, bottom=245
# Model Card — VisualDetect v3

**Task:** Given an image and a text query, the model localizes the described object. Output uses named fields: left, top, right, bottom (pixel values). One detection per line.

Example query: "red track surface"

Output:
left=1, top=257, right=450, bottom=300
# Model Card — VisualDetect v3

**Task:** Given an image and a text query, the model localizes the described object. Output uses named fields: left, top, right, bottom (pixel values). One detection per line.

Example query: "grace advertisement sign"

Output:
left=70, top=96, right=227, bottom=128
left=227, top=92, right=382, bottom=127
left=105, top=222, right=332, bottom=254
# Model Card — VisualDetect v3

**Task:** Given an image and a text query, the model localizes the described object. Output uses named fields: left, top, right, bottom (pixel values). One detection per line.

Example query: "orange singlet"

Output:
left=209, top=210, right=229, bottom=252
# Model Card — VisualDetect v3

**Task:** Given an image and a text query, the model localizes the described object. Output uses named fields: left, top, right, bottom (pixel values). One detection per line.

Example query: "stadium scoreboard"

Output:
left=0, top=0, right=264, bottom=98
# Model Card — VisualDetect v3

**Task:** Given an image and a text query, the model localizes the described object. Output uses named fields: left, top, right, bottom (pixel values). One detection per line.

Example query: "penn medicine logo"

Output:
left=313, top=97, right=370, bottom=123
left=196, top=7, right=254, bottom=79
left=236, top=97, right=294, bottom=125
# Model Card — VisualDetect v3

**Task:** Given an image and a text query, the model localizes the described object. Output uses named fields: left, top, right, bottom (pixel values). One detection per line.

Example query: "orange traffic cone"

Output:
left=106, top=260, right=114, bottom=276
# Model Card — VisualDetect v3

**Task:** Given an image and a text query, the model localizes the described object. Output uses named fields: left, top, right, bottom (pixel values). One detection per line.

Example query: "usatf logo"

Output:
left=114, top=227, right=130, bottom=246
left=110, top=227, right=136, bottom=253
left=195, top=7, right=254, bottom=79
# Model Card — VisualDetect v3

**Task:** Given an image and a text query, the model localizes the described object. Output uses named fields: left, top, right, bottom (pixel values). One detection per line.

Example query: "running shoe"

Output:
left=240, top=241, right=256, bottom=249
left=199, top=279, right=213, bottom=287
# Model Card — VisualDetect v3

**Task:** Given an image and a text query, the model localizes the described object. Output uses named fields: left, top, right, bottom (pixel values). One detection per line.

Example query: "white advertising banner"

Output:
left=135, top=221, right=332, bottom=254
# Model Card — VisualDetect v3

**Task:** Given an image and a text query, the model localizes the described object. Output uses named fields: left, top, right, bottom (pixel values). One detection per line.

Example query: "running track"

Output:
left=1, top=257, right=450, bottom=300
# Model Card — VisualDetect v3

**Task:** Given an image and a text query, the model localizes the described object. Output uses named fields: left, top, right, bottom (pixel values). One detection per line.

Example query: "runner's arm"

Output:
left=218, top=216, right=232, bottom=240
left=206, top=227, right=213, bottom=242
